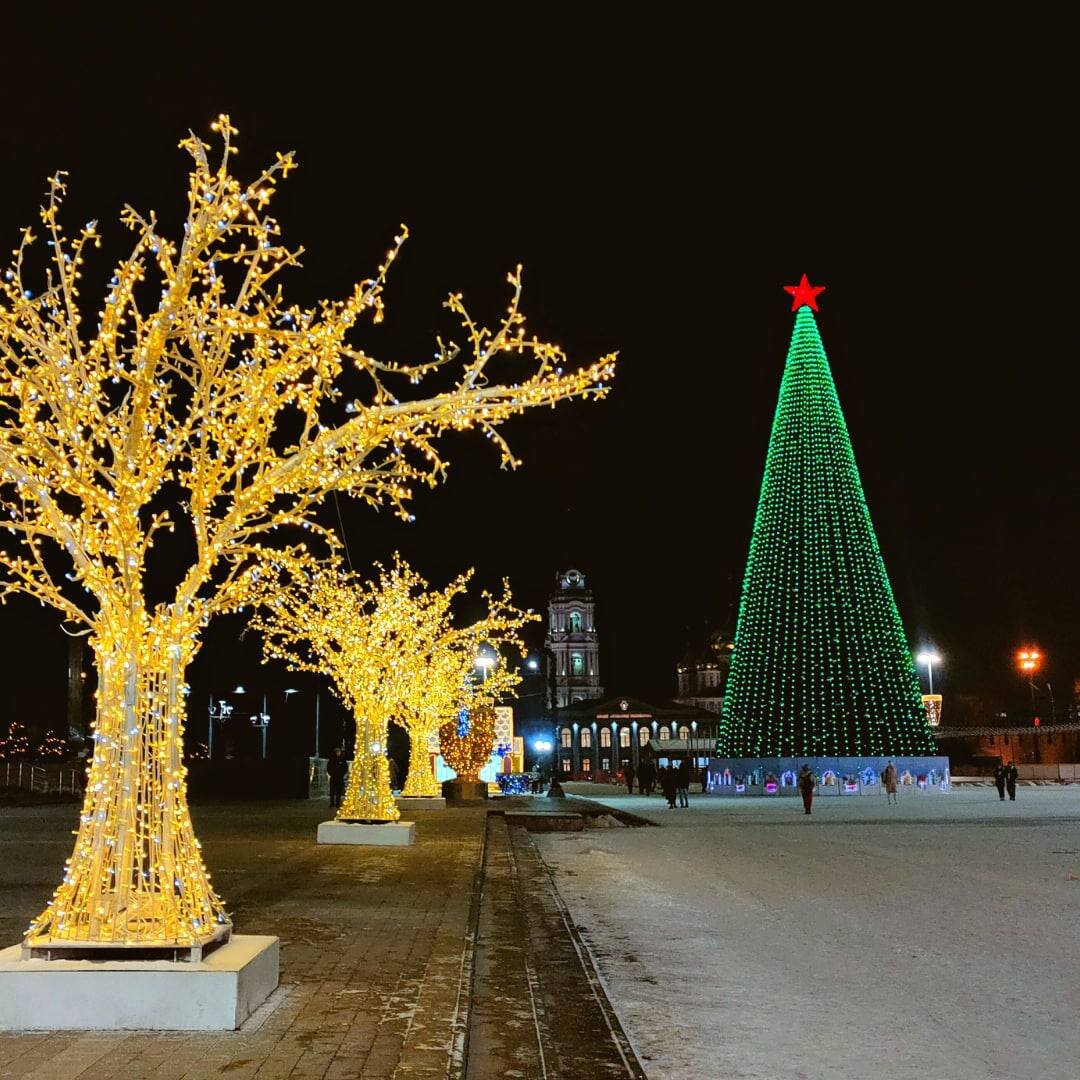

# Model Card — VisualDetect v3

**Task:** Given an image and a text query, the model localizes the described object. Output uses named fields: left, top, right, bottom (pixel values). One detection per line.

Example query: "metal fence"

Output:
left=1, top=762, right=84, bottom=794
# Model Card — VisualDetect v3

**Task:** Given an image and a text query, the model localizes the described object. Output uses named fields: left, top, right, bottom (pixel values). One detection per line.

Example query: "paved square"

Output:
left=0, top=800, right=485, bottom=1079
left=537, top=784, right=1080, bottom=1080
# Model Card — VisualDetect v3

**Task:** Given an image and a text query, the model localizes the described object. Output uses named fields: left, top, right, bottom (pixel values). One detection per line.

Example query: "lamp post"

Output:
left=1016, top=648, right=1043, bottom=763
left=546, top=723, right=565, bottom=799
left=915, top=650, right=941, bottom=695
left=252, top=693, right=271, bottom=759
left=534, top=738, right=552, bottom=793
left=207, top=696, right=234, bottom=759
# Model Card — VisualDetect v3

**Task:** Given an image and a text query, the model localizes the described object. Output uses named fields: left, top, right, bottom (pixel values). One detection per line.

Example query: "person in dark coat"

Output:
left=798, top=764, right=815, bottom=815
left=700, top=768, right=710, bottom=794
left=1005, top=762, right=1018, bottom=801
left=327, top=746, right=348, bottom=808
left=659, top=765, right=677, bottom=809
left=387, top=755, right=400, bottom=792
left=638, top=759, right=654, bottom=796
left=993, top=763, right=1007, bottom=801
left=624, top=762, right=636, bottom=794
left=675, top=759, right=690, bottom=808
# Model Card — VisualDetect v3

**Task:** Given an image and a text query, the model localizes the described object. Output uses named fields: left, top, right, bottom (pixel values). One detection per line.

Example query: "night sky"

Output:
left=1, top=19, right=1075, bottom=744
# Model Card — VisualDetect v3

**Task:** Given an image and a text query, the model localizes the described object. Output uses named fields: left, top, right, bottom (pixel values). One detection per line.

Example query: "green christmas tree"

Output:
left=717, top=277, right=936, bottom=758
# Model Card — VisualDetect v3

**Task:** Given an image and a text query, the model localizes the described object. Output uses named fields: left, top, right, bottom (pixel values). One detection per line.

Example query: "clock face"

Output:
left=564, top=569, right=583, bottom=588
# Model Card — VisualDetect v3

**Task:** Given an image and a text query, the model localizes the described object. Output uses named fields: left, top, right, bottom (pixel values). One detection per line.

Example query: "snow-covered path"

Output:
left=535, top=785, right=1080, bottom=1080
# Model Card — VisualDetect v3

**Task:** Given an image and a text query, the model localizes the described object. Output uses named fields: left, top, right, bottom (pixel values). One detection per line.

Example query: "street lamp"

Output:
left=915, top=650, right=942, bottom=695
left=251, top=693, right=271, bottom=759
left=533, top=737, right=552, bottom=767
left=1016, top=648, right=1043, bottom=763
left=207, top=696, right=234, bottom=759
left=474, top=654, right=495, bottom=682
left=546, top=724, right=565, bottom=799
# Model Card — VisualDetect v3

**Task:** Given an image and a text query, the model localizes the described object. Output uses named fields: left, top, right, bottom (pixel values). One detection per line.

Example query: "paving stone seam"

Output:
left=517, top=828, right=648, bottom=1080
left=438, top=809, right=487, bottom=1080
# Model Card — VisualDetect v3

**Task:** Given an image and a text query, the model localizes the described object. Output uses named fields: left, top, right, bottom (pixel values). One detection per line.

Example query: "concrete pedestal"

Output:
left=0, top=934, right=278, bottom=1031
left=317, top=820, right=415, bottom=845
left=396, top=796, right=446, bottom=810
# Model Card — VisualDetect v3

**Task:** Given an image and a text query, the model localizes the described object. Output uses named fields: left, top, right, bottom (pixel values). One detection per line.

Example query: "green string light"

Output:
left=717, top=305, right=935, bottom=758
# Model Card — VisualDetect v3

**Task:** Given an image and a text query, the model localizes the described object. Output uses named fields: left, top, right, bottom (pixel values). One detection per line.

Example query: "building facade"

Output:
left=552, top=695, right=718, bottom=779
left=674, top=627, right=734, bottom=715
left=545, top=569, right=604, bottom=708
left=934, top=723, right=1080, bottom=769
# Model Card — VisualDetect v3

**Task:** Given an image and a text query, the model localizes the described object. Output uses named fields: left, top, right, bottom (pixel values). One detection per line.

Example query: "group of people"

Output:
left=993, top=762, right=1019, bottom=801
left=797, top=761, right=904, bottom=815
left=623, top=761, right=697, bottom=809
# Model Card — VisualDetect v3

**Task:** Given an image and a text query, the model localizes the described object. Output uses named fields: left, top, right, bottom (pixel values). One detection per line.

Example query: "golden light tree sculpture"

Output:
left=0, top=117, right=616, bottom=950
left=252, top=556, right=534, bottom=816
left=397, top=575, right=535, bottom=797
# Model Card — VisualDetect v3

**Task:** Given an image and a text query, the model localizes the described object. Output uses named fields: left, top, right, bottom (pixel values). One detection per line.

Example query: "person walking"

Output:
left=798, top=763, right=815, bottom=815
left=993, top=763, right=1007, bottom=801
left=624, top=762, right=636, bottom=795
left=659, top=765, right=677, bottom=809
left=387, top=755, right=400, bottom=793
left=327, top=746, right=347, bottom=809
left=530, top=762, right=542, bottom=794
left=883, top=761, right=899, bottom=805
left=676, top=759, right=690, bottom=808
left=1005, top=761, right=1018, bottom=801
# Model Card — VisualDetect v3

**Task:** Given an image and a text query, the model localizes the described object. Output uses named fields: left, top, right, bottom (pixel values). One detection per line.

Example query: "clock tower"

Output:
left=545, top=569, right=604, bottom=708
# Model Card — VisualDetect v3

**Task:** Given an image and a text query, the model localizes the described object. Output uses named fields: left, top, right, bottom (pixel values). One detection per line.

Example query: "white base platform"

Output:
left=0, top=934, right=278, bottom=1031
left=317, top=820, right=415, bottom=845
left=396, top=796, right=446, bottom=810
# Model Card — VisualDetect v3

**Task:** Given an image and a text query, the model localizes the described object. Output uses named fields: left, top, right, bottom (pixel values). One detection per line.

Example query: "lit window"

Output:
left=600, top=728, right=611, bottom=747
left=678, top=725, right=690, bottom=740
left=571, top=652, right=585, bottom=676
left=582, top=757, right=591, bottom=774
left=639, top=728, right=650, bottom=746
left=560, top=728, right=572, bottom=749
left=620, top=728, right=631, bottom=748
left=659, top=725, right=671, bottom=740
left=561, top=758, right=571, bottom=773
left=601, top=756, right=610, bottom=771
left=569, top=612, right=582, bottom=633
left=580, top=729, right=592, bottom=748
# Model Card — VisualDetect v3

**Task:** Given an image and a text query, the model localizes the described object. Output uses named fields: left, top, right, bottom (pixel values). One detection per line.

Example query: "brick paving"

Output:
left=0, top=800, right=486, bottom=1080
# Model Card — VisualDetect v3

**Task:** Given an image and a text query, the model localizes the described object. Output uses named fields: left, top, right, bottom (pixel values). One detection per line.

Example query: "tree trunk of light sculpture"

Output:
left=401, top=721, right=441, bottom=797
left=338, top=711, right=399, bottom=822
left=0, top=118, right=615, bottom=950
left=35, top=632, right=227, bottom=947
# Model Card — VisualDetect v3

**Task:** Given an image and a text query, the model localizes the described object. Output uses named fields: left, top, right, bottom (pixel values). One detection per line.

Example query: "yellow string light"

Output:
left=0, top=117, right=616, bottom=947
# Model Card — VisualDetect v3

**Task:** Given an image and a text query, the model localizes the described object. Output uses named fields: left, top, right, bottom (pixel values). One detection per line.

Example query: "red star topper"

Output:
left=783, top=273, right=826, bottom=311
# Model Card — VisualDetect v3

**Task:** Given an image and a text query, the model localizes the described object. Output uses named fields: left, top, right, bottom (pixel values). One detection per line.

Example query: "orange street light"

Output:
left=1016, top=648, right=1042, bottom=675
left=1016, top=647, right=1044, bottom=763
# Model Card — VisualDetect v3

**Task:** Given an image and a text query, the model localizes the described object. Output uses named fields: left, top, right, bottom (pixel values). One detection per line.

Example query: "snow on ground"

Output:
left=536, top=784, right=1080, bottom=1080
